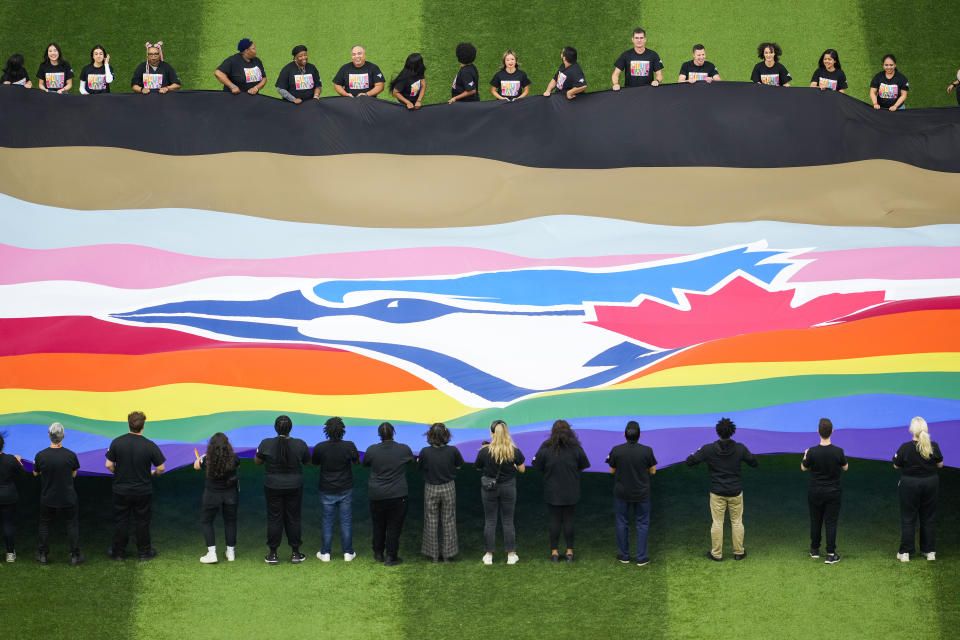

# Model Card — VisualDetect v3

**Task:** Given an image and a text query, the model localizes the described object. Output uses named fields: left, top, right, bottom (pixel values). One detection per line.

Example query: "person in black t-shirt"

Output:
left=490, top=50, right=531, bottom=101
left=532, top=420, right=590, bottom=562
left=809, top=49, right=848, bottom=93
left=390, top=52, right=427, bottom=110
left=311, top=417, right=360, bottom=562
left=751, top=42, right=792, bottom=87
left=36, top=42, right=73, bottom=93
left=193, top=432, right=240, bottom=564
left=364, top=422, right=415, bottom=566
left=33, top=423, right=83, bottom=566
left=612, top=27, right=663, bottom=89
left=255, top=414, right=310, bottom=564
left=606, top=421, right=657, bottom=565
left=678, top=44, right=721, bottom=84
left=333, top=46, right=385, bottom=98
left=449, top=42, right=479, bottom=104
left=79, top=45, right=113, bottom=95
left=105, top=411, right=166, bottom=562
left=947, top=68, right=960, bottom=106
left=687, top=418, right=758, bottom=561
left=800, top=418, right=848, bottom=564
left=870, top=54, right=909, bottom=111
left=475, top=420, right=526, bottom=565
left=893, top=417, right=944, bottom=562
left=215, top=38, right=267, bottom=95
left=544, top=46, right=587, bottom=100
left=0, top=433, right=27, bottom=562
left=418, top=423, right=463, bottom=562
left=276, top=45, right=321, bottom=104
left=2, top=54, right=33, bottom=88
left=132, top=42, right=181, bottom=94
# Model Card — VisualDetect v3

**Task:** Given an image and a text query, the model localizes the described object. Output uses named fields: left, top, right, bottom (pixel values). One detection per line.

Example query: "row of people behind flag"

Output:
left=0, top=412, right=944, bottom=568
left=4, top=30, right=960, bottom=108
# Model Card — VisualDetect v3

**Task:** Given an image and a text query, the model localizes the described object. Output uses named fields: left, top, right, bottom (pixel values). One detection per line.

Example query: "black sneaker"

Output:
left=617, top=554, right=631, bottom=564
left=636, top=557, right=651, bottom=567
left=69, top=553, right=86, bottom=567
left=107, top=547, right=125, bottom=562
left=35, top=552, right=48, bottom=566
left=138, top=548, right=158, bottom=562
left=384, top=556, right=404, bottom=567
left=734, top=550, right=747, bottom=561
left=565, top=552, right=574, bottom=563
left=810, top=548, right=820, bottom=559
left=264, top=551, right=280, bottom=565
left=290, top=552, right=306, bottom=564
left=706, top=551, right=722, bottom=562
left=824, top=553, right=841, bottom=564
left=373, top=552, right=385, bottom=563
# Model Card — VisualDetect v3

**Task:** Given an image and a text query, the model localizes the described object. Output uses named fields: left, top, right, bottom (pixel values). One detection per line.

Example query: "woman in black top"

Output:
left=363, top=422, right=415, bottom=566
left=194, top=432, right=240, bottom=564
left=390, top=52, right=427, bottom=110
left=490, top=50, right=531, bottom=101
left=255, top=415, right=311, bottom=564
left=751, top=42, right=791, bottom=86
left=809, top=49, right=847, bottom=94
left=132, top=42, right=181, bottom=94
left=870, top=54, right=909, bottom=111
left=0, top=433, right=26, bottom=562
left=79, top=45, right=113, bottom=95
left=36, top=43, right=73, bottom=93
left=532, top=420, right=590, bottom=562
left=893, top=417, right=944, bottom=562
left=1, top=54, right=32, bottom=87
left=474, top=420, right=525, bottom=565
left=418, top=423, right=463, bottom=562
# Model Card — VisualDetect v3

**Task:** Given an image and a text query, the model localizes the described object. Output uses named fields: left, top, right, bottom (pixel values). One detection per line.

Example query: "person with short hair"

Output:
left=1, top=53, right=32, bottom=87
left=448, top=42, right=479, bottom=103
left=132, top=42, right=180, bottom=94
left=333, top=46, right=384, bottom=98
left=606, top=420, right=657, bottom=566
left=801, top=418, right=848, bottom=564
left=255, top=414, right=311, bottom=565
left=751, top=42, right=791, bottom=86
left=809, top=49, right=847, bottom=93
left=78, top=45, right=113, bottom=95
left=364, top=422, right=415, bottom=566
left=475, top=420, right=526, bottom=565
left=215, top=38, right=267, bottom=95
left=870, top=54, right=909, bottom=111
left=33, top=423, right=83, bottom=566
left=105, top=411, right=166, bottom=562
left=194, top=432, right=240, bottom=564
left=0, top=432, right=27, bottom=562
left=311, top=416, right=359, bottom=563
left=612, top=28, right=663, bottom=90
left=678, top=44, right=721, bottom=84
left=418, top=422, right=463, bottom=563
left=36, top=43, right=73, bottom=93
left=687, top=418, right=758, bottom=561
left=390, top=52, right=427, bottom=110
left=276, top=45, right=321, bottom=104
left=893, top=417, right=944, bottom=562
left=490, top=50, right=531, bottom=101
left=532, top=420, right=590, bottom=563
left=543, top=46, right=587, bottom=100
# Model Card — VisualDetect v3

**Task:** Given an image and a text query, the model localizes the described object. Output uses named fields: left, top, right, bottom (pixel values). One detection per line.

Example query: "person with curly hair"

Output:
left=194, top=432, right=240, bottom=564
left=448, top=42, right=479, bottom=103
left=751, top=42, right=791, bottom=86
left=532, top=420, right=590, bottom=562
left=311, top=417, right=359, bottom=562
left=418, top=422, right=463, bottom=562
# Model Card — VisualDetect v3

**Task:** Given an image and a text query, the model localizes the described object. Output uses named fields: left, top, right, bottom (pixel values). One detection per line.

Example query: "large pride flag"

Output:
left=1, top=84, right=958, bottom=473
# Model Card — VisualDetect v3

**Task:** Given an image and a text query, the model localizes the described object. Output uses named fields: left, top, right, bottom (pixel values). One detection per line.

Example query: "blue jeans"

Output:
left=615, top=497, right=650, bottom=561
left=320, top=489, right=354, bottom=555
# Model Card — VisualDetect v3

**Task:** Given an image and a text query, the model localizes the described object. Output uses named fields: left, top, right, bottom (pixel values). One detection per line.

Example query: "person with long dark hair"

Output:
left=363, top=422, right=414, bottom=566
left=255, top=415, right=310, bottom=564
left=448, top=42, right=478, bottom=103
left=36, top=43, right=73, bottom=93
left=390, top=52, right=427, bottom=109
left=475, top=420, right=525, bottom=565
left=751, top=42, right=791, bottom=86
left=194, top=432, right=240, bottom=564
left=0, top=432, right=27, bottom=562
left=418, top=423, right=463, bottom=562
left=79, top=45, right=113, bottom=95
left=809, top=49, right=847, bottom=93
left=870, top=54, right=909, bottom=110
left=893, top=417, right=944, bottom=562
left=1, top=54, right=32, bottom=87
left=311, top=417, right=359, bottom=562
left=532, top=420, right=590, bottom=562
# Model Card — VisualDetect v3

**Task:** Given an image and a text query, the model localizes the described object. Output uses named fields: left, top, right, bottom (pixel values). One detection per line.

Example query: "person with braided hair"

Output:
left=311, top=417, right=359, bottom=562
left=893, top=417, right=944, bottom=562
left=132, top=41, right=180, bottom=93
left=194, top=432, right=240, bottom=564
left=255, top=415, right=310, bottom=565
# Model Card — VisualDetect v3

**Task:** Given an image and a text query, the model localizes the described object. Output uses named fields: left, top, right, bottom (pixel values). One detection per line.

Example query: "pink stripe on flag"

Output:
left=792, top=247, right=960, bottom=282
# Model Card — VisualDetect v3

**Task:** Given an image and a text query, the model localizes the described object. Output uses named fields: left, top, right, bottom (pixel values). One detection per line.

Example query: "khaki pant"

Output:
left=709, top=492, right=744, bottom=559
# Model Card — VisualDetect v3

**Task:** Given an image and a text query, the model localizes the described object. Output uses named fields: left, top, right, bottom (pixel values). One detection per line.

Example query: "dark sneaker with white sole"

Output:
left=824, top=553, right=840, bottom=564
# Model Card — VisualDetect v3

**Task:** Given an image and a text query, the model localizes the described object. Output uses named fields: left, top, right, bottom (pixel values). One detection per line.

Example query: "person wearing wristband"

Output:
left=390, top=52, right=427, bottom=110
left=215, top=38, right=267, bottom=95
left=276, top=45, right=321, bottom=104
left=809, top=49, right=847, bottom=93
left=612, top=27, right=663, bottom=89
left=947, top=69, right=960, bottom=106
left=333, top=46, right=384, bottom=98
left=869, top=54, right=908, bottom=110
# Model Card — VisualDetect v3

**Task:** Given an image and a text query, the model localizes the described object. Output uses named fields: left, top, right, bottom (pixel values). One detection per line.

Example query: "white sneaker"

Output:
left=344, top=552, right=356, bottom=562
left=506, top=553, right=519, bottom=565
left=5, top=552, right=15, bottom=563
left=200, top=550, right=218, bottom=564
left=925, top=552, right=936, bottom=561
left=317, top=552, right=331, bottom=562
left=225, top=547, right=235, bottom=562
left=897, top=552, right=910, bottom=562
left=482, top=554, right=493, bottom=565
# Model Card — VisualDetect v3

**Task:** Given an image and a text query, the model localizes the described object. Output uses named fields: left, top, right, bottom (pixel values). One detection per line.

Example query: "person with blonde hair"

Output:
left=893, top=417, right=944, bottom=561
left=474, top=420, right=525, bottom=565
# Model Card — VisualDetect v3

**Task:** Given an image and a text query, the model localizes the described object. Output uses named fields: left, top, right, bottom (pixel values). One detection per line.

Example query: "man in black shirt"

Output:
left=801, top=418, right=848, bottom=564
left=333, top=46, right=384, bottom=98
left=105, top=411, right=166, bottom=562
left=678, top=44, right=722, bottom=83
left=312, top=417, right=360, bottom=562
left=687, top=418, right=758, bottom=561
left=363, top=422, right=414, bottom=566
left=612, top=28, right=664, bottom=89
left=543, top=46, right=587, bottom=100
left=606, top=421, right=657, bottom=566
left=33, top=423, right=82, bottom=566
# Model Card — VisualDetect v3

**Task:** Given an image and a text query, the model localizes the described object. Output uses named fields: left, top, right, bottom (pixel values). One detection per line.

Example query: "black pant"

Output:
left=899, top=475, right=939, bottom=554
left=265, top=486, right=302, bottom=551
left=1, top=503, right=16, bottom=553
left=38, top=504, right=80, bottom=555
left=112, top=493, right=153, bottom=556
left=548, top=504, right=576, bottom=550
left=201, top=493, right=238, bottom=547
left=370, top=496, right=408, bottom=560
left=808, top=487, right=841, bottom=554
left=481, top=481, right=517, bottom=553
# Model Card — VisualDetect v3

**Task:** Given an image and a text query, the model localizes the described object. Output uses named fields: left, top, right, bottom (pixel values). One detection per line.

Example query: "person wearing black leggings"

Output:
left=255, top=415, right=311, bottom=565
left=532, top=420, right=590, bottom=562
left=0, top=433, right=27, bottom=562
left=893, top=417, right=944, bottom=562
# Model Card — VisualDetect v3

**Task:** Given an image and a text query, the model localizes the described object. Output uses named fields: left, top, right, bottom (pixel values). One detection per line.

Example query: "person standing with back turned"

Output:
left=801, top=418, right=848, bottom=564
left=606, top=420, right=657, bottom=566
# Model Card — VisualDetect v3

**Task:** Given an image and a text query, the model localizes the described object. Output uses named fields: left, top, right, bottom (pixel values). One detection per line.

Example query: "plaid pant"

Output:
left=421, top=480, right=458, bottom=559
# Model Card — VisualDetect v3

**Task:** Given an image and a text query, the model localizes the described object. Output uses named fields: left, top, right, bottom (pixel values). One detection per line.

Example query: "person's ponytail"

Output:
left=909, top=416, right=933, bottom=459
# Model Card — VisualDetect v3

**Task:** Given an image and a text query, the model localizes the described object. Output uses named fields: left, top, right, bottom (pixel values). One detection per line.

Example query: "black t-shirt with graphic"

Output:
left=35, top=446, right=80, bottom=507
left=0, top=453, right=26, bottom=505
left=132, top=61, right=180, bottom=89
left=802, top=444, right=847, bottom=489
left=752, top=61, right=792, bottom=86
left=80, top=64, right=110, bottom=94
left=606, top=442, right=658, bottom=501
left=679, top=60, right=719, bottom=82
left=217, top=53, right=266, bottom=92
left=333, top=61, right=384, bottom=96
left=36, top=61, right=74, bottom=90
left=257, top=436, right=310, bottom=489
left=810, top=67, right=848, bottom=91
left=490, top=68, right=531, bottom=99
left=276, top=61, right=322, bottom=101
left=553, top=62, right=587, bottom=94
left=394, top=75, right=425, bottom=104
left=312, top=439, right=360, bottom=494
left=452, top=63, right=479, bottom=100
left=106, top=433, right=166, bottom=496
left=418, top=445, right=464, bottom=485
left=2, top=67, right=30, bottom=85
left=871, top=71, right=909, bottom=108
left=893, top=440, right=943, bottom=477
left=615, top=48, right=663, bottom=87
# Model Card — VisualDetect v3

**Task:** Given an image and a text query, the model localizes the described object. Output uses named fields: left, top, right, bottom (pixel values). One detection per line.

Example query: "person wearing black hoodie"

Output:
left=686, top=418, right=758, bottom=561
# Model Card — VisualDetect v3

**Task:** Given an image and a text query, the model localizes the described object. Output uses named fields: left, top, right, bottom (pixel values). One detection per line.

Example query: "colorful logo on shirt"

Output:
left=243, top=66, right=263, bottom=83
left=14, top=78, right=27, bottom=86
left=45, top=72, right=65, bottom=89
left=408, top=79, right=421, bottom=97
left=557, top=71, right=568, bottom=90
left=879, top=83, right=898, bottom=99
left=630, top=60, right=651, bottom=77
left=294, top=74, right=314, bottom=91
left=349, top=73, right=370, bottom=90
left=87, top=74, right=106, bottom=91
left=501, top=80, right=520, bottom=97
left=688, top=72, right=708, bottom=82
left=760, top=74, right=780, bottom=86
left=818, top=77, right=838, bottom=91
left=143, top=74, right=163, bottom=89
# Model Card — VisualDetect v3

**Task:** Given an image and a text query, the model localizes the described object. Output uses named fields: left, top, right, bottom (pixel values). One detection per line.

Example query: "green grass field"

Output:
left=3, top=455, right=957, bottom=639
left=2, top=1, right=958, bottom=108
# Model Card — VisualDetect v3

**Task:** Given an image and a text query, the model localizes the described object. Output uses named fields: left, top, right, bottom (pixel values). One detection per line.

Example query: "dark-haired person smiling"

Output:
left=255, top=415, right=310, bottom=564
left=809, top=49, right=847, bottom=93
left=532, top=420, right=590, bottom=563
left=78, top=45, right=113, bottom=95
left=490, top=50, right=531, bottom=101
left=751, top=42, right=791, bottom=86
left=194, top=432, right=240, bottom=564
left=311, top=416, right=360, bottom=563
left=870, top=54, right=909, bottom=110
left=418, top=422, right=463, bottom=562
left=363, top=422, right=414, bottom=566
left=276, top=45, right=321, bottom=104
left=678, top=44, right=721, bottom=83
left=36, top=43, right=73, bottom=93
left=333, top=45, right=384, bottom=98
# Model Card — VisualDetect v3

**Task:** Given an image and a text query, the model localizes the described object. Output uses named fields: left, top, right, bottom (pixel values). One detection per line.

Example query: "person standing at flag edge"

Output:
left=947, top=68, right=960, bottom=105
left=78, top=45, right=113, bottom=95
left=1, top=54, right=32, bottom=87
left=870, top=54, right=909, bottom=110
left=34, top=423, right=83, bottom=566
left=686, top=417, right=757, bottom=561
left=606, top=421, right=657, bottom=566
left=893, top=417, right=943, bottom=562
left=751, top=42, right=792, bottom=86
left=800, top=418, right=847, bottom=564
left=475, top=420, right=526, bottom=565
left=255, top=414, right=310, bottom=565
left=418, top=422, right=463, bottom=562
left=193, top=432, right=240, bottom=564
left=276, top=45, right=321, bottom=104
left=612, top=28, right=663, bottom=89
left=809, top=49, right=847, bottom=93
left=36, top=43, right=73, bottom=93
left=215, top=38, right=266, bottom=95
left=678, top=44, right=721, bottom=83
left=132, top=42, right=180, bottom=94
left=490, top=50, right=531, bottom=101
left=0, top=432, right=27, bottom=562
left=311, top=416, right=360, bottom=563
left=448, top=42, right=479, bottom=103
left=333, top=46, right=384, bottom=98
left=544, top=46, right=587, bottom=99
left=363, top=422, right=415, bottom=566
left=390, top=53, right=427, bottom=110
left=532, top=420, right=590, bottom=563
